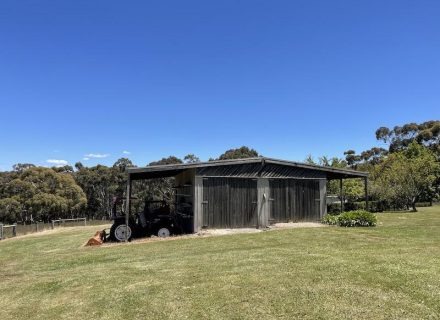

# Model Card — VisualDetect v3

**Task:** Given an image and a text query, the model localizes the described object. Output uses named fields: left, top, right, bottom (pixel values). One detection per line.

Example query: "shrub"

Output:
left=344, top=202, right=366, bottom=211
left=327, top=203, right=341, bottom=215
left=321, top=210, right=377, bottom=227
left=321, top=214, right=339, bottom=225
left=338, top=210, right=377, bottom=227
left=331, top=201, right=385, bottom=213
left=368, top=201, right=385, bottom=213
left=415, top=202, right=432, bottom=207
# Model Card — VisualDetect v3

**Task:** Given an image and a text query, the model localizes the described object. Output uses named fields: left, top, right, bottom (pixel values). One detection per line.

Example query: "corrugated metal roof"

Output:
left=127, top=157, right=367, bottom=180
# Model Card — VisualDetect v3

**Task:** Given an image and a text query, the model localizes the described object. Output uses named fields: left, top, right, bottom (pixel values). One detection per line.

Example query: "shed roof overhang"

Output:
left=126, top=157, right=368, bottom=181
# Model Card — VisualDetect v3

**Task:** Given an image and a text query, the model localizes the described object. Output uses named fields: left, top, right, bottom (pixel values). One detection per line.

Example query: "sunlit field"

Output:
left=1, top=207, right=439, bottom=319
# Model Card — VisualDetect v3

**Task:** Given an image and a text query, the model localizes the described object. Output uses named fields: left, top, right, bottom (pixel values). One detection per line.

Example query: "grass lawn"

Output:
left=1, top=207, right=439, bottom=320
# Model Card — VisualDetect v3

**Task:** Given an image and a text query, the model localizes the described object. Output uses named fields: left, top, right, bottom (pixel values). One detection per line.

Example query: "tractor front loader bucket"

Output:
left=86, top=230, right=107, bottom=246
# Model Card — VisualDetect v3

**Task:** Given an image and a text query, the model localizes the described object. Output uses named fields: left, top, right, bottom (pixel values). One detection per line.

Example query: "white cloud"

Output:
left=46, top=159, right=68, bottom=167
left=83, top=157, right=90, bottom=161
left=84, top=153, right=110, bottom=158
left=122, top=150, right=131, bottom=155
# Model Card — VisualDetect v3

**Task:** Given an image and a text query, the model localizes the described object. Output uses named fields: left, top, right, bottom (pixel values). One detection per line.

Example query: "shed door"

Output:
left=202, top=178, right=257, bottom=228
left=269, top=179, right=320, bottom=222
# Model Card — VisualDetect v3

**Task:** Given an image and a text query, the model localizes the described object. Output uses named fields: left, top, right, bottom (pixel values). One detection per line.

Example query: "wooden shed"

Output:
left=126, top=157, right=368, bottom=232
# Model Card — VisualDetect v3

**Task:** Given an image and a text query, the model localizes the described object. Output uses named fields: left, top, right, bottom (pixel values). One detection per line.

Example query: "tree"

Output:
left=371, top=142, right=440, bottom=211
left=12, top=163, right=35, bottom=172
left=136, top=156, right=184, bottom=204
left=184, top=154, right=200, bottom=163
left=149, top=156, right=183, bottom=166
left=74, top=165, right=119, bottom=218
left=113, top=158, right=134, bottom=172
left=0, top=167, right=87, bottom=222
left=304, top=155, right=365, bottom=201
left=0, top=197, right=22, bottom=223
left=217, top=146, right=260, bottom=160
left=74, top=162, right=84, bottom=171
left=344, top=148, right=388, bottom=168
left=52, top=165, right=74, bottom=173
left=375, top=120, right=440, bottom=154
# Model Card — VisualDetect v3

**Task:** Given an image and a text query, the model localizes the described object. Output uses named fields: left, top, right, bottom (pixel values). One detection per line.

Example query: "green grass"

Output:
left=0, top=220, right=111, bottom=238
left=1, top=207, right=439, bottom=320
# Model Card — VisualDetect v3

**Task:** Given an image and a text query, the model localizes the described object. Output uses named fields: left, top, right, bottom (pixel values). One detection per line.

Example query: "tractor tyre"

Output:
left=110, top=222, right=134, bottom=242
left=157, top=226, right=171, bottom=238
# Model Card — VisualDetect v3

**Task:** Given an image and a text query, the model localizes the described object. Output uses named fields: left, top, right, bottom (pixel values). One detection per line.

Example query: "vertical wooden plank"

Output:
left=364, top=177, right=369, bottom=212
left=194, top=176, right=203, bottom=232
left=257, top=178, right=269, bottom=228
left=125, top=175, right=131, bottom=242
left=319, top=179, right=327, bottom=219
left=340, top=179, right=344, bottom=213
left=202, top=178, right=208, bottom=227
left=288, top=180, right=291, bottom=221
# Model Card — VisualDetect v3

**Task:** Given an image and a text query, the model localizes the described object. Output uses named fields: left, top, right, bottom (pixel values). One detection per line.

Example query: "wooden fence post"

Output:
left=12, top=223, right=17, bottom=237
left=84, top=218, right=87, bottom=226
left=0, top=223, right=3, bottom=240
left=51, top=221, right=54, bottom=229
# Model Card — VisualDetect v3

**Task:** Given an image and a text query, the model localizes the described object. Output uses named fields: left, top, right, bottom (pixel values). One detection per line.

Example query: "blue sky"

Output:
left=1, top=0, right=439, bottom=170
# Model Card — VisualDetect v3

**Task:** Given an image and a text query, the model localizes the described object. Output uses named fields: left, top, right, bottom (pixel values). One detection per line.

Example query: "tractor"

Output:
left=109, top=197, right=192, bottom=242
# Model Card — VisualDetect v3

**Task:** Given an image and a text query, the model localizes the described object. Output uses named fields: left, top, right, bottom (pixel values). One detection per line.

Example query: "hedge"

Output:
left=328, top=201, right=384, bottom=214
left=321, top=210, right=377, bottom=227
left=415, top=202, right=432, bottom=207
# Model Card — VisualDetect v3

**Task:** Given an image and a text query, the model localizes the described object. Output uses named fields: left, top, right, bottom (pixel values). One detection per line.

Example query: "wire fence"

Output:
left=0, top=218, right=110, bottom=240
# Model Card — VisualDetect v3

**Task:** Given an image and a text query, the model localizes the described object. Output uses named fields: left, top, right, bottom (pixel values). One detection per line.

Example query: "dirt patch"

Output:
left=97, top=222, right=324, bottom=247
left=271, top=222, right=324, bottom=229
left=199, top=228, right=263, bottom=236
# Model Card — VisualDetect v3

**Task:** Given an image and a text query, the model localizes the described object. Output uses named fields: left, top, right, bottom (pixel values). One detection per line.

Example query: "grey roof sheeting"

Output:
left=127, top=157, right=368, bottom=180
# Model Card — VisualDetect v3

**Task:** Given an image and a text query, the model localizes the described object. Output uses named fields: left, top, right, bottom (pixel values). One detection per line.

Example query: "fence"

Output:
left=0, top=218, right=110, bottom=240
left=51, top=218, right=87, bottom=229
left=0, top=223, right=17, bottom=240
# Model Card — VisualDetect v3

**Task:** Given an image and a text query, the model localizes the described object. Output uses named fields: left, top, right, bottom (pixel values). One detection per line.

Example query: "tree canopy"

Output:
left=370, top=142, right=440, bottom=211
left=217, top=146, right=260, bottom=160
left=0, top=167, right=87, bottom=223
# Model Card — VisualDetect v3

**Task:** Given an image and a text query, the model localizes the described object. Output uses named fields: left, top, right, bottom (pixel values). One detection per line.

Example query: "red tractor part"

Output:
left=86, top=230, right=106, bottom=246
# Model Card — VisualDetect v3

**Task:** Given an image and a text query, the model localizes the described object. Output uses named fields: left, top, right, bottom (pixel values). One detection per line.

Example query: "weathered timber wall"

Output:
left=202, top=177, right=258, bottom=228
left=269, top=179, right=321, bottom=222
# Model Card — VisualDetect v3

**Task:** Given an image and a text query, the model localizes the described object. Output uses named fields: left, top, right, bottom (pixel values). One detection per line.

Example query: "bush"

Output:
left=321, top=210, right=377, bottom=227
left=415, top=202, right=432, bottom=207
left=327, top=203, right=341, bottom=215
left=344, top=202, right=366, bottom=211
left=338, top=210, right=377, bottom=227
left=321, top=214, right=339, bottom=225
left=330, top=201, right=385, bottom=213
left=368, top=201, right=385, bottom=213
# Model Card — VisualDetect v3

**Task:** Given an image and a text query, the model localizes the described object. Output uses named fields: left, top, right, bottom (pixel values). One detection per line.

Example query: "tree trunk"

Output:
left=411, top=201, right=417, bottom=212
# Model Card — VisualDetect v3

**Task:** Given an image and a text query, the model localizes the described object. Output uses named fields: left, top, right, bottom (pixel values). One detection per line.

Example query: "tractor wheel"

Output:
left=110, top=222, right=133, bottom=242
left=157, top=227, right=171, bottom=238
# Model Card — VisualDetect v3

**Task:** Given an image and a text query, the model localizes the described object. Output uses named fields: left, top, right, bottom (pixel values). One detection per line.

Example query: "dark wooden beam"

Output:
left=364, top=177, right=369, bottom=212
left=340, top=178, right=344, bottom=213
left=125, top=175, right=131, bottom=242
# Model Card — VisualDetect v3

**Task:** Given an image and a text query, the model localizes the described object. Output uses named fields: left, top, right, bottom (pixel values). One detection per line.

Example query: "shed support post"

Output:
left=257, top=178, right=269, bottom=228
left=193, top=176, right=203, bottom=233
left=319, top=180, right=327, bottom=218
left=364, top=177, right=369, bottom=212
left=340, top=179, right=344, bottom=213
left=125, top=175, right=131, bottom=242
